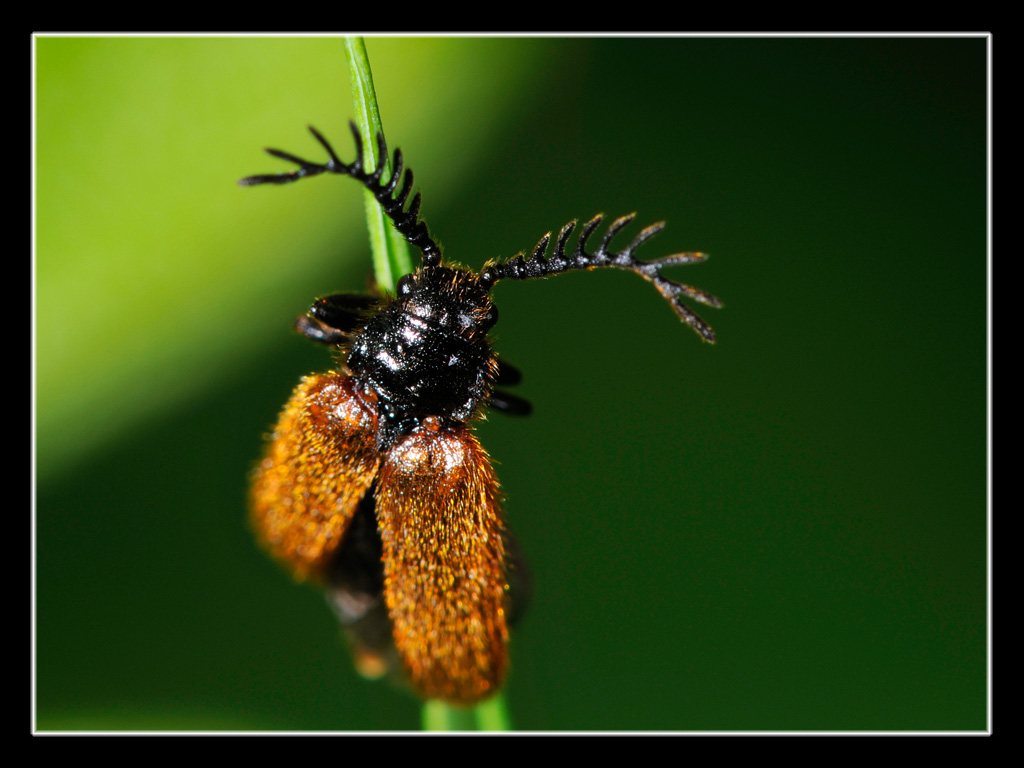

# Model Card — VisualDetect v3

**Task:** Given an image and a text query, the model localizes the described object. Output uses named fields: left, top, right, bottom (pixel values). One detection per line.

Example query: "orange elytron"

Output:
left=243, top=123, right=720, bottom=704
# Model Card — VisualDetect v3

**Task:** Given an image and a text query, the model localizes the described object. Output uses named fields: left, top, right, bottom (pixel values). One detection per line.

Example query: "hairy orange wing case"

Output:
left=250, top=373, right=380, bottom=582
left=375, top=422, right=509, bottom=703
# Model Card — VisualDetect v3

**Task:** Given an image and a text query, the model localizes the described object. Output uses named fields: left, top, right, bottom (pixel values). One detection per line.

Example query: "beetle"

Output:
left=242, top=123, right=721, bottom=704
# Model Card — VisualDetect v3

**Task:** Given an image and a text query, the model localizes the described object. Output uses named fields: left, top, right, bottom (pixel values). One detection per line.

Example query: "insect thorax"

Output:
left=346, top=266, right=498, bottom=441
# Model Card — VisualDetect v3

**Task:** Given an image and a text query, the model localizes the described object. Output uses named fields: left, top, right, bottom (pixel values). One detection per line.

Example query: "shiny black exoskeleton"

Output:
left=315, top=268, right=505, bottom=449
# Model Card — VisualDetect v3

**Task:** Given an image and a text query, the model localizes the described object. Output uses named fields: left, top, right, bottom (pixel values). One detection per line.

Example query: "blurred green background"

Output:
left=35, top=36, right=987, bottom=731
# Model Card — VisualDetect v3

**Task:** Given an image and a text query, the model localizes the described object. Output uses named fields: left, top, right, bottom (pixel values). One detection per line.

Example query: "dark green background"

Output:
left=35, top=36, right=987, bottom=731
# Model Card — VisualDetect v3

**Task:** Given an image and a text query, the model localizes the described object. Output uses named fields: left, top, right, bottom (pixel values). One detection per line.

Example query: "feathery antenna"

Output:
left=479, top=214, right=722, bottom=343
left=239, top=122, right=442, bottom=266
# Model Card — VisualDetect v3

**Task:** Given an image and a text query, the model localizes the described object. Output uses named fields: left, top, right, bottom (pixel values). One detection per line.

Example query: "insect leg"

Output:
left=489, top=390, right=532, bottom=416
left=495, top=358, right=523, bottom=386
left=296, top=293, right=381, bottom=346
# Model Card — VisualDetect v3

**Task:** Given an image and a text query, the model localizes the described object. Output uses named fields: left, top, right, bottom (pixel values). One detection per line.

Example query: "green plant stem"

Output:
left=421, top=694, right=512, bottom=732
left=343, top=37, right=412, bottom=292
left=473, top=692, right=513, bottom=731
left=343, top=35, right=511, bottom=733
